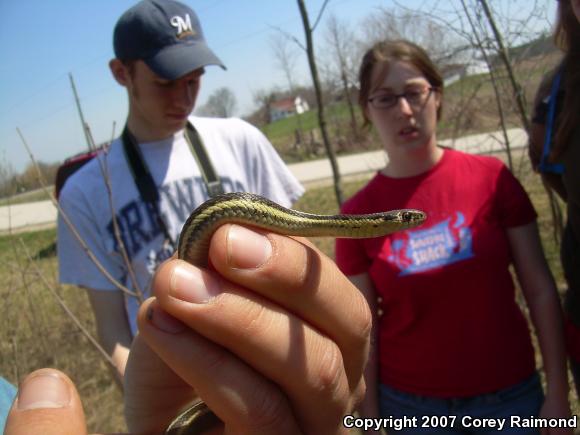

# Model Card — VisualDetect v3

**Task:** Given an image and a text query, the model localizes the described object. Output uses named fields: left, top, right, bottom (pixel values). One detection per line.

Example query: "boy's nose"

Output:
left=173, top=82, right=194, bottom=108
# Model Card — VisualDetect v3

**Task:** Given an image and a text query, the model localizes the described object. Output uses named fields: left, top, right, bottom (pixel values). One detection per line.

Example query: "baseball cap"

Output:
left=113, top=0, right=225, bottom=80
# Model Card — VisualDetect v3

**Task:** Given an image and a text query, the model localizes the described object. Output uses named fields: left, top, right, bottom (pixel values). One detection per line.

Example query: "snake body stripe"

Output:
left=167, top=191, right=426, bottom=434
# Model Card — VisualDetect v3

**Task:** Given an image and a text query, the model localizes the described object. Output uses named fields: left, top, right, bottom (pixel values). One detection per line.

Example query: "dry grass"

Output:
left=0, top=154, right=578, bottom=433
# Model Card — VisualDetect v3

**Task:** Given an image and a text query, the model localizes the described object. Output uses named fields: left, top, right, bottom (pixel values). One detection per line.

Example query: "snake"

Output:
left=165, top=192, right=426, bottom=434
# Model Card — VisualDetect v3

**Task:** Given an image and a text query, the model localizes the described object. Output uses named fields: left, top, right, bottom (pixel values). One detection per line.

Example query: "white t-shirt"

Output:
left=58, top=116, right=304, bottom=334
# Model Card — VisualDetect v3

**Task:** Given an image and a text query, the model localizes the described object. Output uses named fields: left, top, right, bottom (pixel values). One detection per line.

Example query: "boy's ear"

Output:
left=109, top=58, right=129, bottom=87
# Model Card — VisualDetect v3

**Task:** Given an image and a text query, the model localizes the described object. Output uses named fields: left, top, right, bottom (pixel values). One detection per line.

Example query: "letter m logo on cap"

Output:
left=170, top=14, right=195, bottom=38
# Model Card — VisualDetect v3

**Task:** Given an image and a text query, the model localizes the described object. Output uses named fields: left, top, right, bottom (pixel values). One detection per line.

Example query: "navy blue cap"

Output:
left=113, top=0, right=225, bottom=80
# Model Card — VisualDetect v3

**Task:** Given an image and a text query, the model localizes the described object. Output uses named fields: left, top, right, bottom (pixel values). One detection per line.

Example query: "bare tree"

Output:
left=362, top=7, right=465, bottom=67
left=324, top=13, right=360, bottom=141
left=271, top=33, right=301, bottom=93
left=475, top=0, right=562, bottom=243
left=270, top=33, right=306, bottom=145
left=477, top=0, right=530, bottom=133
left=197, top=87, right=238, bottom=118
left=252, top=88, right=282, bottom=125
left=458, top=0, right=514, bottom=171
left=0, top=155, right=17, bottom=198
left=297, top=0, right=343, bottom=206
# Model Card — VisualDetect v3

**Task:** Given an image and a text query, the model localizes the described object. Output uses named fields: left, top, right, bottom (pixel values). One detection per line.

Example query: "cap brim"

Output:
left=145, top=41, right=226, bottom=80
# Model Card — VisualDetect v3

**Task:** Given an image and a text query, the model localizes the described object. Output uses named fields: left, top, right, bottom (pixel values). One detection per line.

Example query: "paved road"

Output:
left=0, top=128, right=527, bottom=234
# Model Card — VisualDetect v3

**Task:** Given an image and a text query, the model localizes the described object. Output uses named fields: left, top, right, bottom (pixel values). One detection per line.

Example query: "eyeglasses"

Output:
left=368, top=87, right=436, bottom=110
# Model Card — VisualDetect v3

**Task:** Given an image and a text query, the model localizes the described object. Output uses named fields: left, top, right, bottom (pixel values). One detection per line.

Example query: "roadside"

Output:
left=0, top=128, right=527, bottom=235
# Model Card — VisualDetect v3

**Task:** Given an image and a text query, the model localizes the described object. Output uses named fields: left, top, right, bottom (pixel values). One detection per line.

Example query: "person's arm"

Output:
left=348, top=272, right=382, bottom=432
left=507, top=222, right=571, bottom=433
left=85, top=288, right=132, bottom=387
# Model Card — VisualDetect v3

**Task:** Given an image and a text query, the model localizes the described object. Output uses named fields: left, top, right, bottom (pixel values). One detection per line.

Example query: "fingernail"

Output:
left=17, top=372, right=71, bottom=410
left=147, top=305, right=186, bottom=333
left=170, top=262, right=221, bottom=303
left=227, top=225, right=272, bottom=269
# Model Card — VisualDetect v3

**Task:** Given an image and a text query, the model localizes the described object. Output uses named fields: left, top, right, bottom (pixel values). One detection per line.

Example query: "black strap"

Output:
left=184, top=123, right=224, bottom=197
left=121, top=128, right=160, bottom=204
left=121, top=122, right=224, bottom=249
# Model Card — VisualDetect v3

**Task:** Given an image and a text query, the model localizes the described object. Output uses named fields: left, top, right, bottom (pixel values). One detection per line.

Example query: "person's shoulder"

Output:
left=189, top=116, right=270, bottom=155
left=445, top=148, right=505, bottom=173
left=443, top=150, right=517, bottom=200
left=59, top=139, right=123, bottom=202
left=189, top=115, right=258, bottom=134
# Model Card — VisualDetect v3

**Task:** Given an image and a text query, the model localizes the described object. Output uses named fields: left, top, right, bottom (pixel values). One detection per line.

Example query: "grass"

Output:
left=0, top=228, right=125, bottom=432
left=261, top=102, right=361, bottom=142
left=0, top=187, right=54, bottom=206
left=0, top=156, right=578, bottom=433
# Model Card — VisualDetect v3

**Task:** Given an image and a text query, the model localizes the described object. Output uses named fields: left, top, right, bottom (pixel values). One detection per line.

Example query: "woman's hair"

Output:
left=552, top=0, right=580, bottom=158
left=358, top=39, right=444, bottom=127
left=554, top=0, right=580, bottom=52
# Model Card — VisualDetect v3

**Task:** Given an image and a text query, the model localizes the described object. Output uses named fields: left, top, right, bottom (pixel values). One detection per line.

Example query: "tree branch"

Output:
left=311, top=0, right=331, bottom=33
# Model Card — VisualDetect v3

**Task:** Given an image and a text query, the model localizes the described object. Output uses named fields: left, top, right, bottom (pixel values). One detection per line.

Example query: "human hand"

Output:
left=4, top=224, right=371, bottom=434
left=126, top=223, right=371, bottom=434
left=4, top=368, right=88, bottom=435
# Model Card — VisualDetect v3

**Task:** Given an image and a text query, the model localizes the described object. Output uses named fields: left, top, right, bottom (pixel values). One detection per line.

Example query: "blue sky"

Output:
left=0, top=0, right=556, bottom=173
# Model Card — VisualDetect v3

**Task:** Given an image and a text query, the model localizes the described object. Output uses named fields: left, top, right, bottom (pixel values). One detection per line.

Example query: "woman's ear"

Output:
left=109, top=58, right=129, bottom=87
left=434, top=90, right=442, bottom=108
left=363, top=104, right=371, bottom=124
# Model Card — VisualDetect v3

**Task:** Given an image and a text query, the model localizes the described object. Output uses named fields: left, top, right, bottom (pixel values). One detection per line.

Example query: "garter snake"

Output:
left=166, top=192, right=426, bottom=434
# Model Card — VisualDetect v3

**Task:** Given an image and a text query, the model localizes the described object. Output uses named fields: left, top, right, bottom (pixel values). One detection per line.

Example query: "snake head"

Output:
left=400, top=209, right=427, bottom=227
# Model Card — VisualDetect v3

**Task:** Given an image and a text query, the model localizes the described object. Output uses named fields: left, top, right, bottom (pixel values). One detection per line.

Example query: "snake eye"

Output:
left=402, top=211, right=425, bottom=223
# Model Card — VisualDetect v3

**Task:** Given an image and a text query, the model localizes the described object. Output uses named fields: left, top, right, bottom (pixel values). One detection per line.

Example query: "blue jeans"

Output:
left=379, top=374, right=544, bottom=434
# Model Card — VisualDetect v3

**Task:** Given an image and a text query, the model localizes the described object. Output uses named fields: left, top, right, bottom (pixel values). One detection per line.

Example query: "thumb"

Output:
left=4, top=368, right=87, bottom=435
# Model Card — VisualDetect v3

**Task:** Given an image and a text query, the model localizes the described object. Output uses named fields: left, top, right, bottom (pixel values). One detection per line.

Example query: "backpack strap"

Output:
left=122, top=127, right=174, bottom=248
left=121, top=122, right=224, bottom=249
left=539, top=69, right=565, bottom=175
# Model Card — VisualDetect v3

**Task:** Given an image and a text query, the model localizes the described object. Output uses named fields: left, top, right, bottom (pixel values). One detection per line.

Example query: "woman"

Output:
left=336, top=40, right=571, bottom=433
left=529, top=0, right=580, bottom=397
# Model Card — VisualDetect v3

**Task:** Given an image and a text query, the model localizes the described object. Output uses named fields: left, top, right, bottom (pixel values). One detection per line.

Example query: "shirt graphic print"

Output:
left=390, top=211, right=473, bottom=275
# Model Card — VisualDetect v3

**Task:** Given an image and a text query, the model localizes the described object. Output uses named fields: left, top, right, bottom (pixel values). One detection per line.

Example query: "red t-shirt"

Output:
left=335, top=149, right=537, bottom=398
